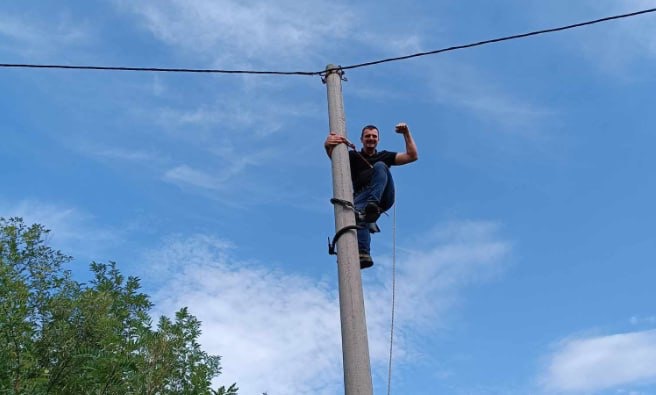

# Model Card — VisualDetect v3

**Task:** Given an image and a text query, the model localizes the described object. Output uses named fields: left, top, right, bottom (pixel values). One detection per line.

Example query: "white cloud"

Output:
left=541, top=330, right=656, bottom=393
left=144, top=220, right=511, bottom=394
left=117, top=0, right=355, bottom=68
left=162, top=149, right=267, bottom=195
left=354, top=30, right=424, bottom=60
left=145, top=234, right=343, bottom=394
left=630, top=315, right=656, bottom=326
left=369, top=221, right=511, bottom=333
left=575, top=3, right=656, bottom=74
left=164, top=165, right=223, bottom=191
left=426, top=60, right=554, bottom=133
left=525, top=2, right=656, bottom=75
left=0, top=199, right=119, bottom=261
left=154, top=95, right=320, bottom=138
left=0, top=13, right=90, bottom=57
left=91, top=147, right=164, bottom=163
left=117, top=0, right=428, bottom=73
left=0, top=15, right=43, bottom=43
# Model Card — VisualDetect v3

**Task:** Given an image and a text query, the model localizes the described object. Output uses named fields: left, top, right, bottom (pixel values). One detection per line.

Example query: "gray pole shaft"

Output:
left=324, top=64, right=373, bottom=395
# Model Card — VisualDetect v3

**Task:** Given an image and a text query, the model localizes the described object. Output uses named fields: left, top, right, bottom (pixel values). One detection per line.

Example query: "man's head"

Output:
left=360, top=125, right=379, bottom=153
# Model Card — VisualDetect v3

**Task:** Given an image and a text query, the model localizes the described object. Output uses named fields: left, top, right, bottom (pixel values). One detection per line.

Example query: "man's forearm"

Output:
left=403, top=131, right=418, bottom=160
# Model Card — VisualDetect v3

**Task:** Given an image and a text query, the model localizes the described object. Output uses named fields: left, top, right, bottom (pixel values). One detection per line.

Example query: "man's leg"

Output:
left=364, top=162, right=395, bottom=222
left=368, top=162, right=391, bottom=203
left=354, top=190, right=374, bottom=268
left=377, top=164, right=395, bottom=212
left=353, top=163, right=395, bottom=269
left=354, top=190, right=371, bottom=252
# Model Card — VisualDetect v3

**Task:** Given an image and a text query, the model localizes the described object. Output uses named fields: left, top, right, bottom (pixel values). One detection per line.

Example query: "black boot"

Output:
left=359, top=251, right=374, bottom=269
left=363, top=201, right=381, bottom=223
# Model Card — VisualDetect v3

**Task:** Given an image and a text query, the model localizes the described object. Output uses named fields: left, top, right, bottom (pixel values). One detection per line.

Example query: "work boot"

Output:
left=363, top=201, right=381, bottom=223
left=359, top=251, right=374, bottom=269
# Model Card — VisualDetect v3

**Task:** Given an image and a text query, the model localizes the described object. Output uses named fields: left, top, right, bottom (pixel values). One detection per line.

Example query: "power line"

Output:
left=340, top=7, right=656, bottom=72
left=0, top=63, right=317, bottom=76
left=1, top=7, right=654, bottom=76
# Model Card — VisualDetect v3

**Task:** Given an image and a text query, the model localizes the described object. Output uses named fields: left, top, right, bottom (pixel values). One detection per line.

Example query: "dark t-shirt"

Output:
left=349, top=150, right=397, bottom=192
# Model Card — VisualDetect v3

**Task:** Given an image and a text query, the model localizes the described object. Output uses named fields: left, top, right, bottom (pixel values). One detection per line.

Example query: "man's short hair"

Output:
left=361, top=124, right=379, bottom=138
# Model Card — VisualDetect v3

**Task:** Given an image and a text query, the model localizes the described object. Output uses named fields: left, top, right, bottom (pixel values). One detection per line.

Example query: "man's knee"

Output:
left=372, top=161, right=390, bottom=178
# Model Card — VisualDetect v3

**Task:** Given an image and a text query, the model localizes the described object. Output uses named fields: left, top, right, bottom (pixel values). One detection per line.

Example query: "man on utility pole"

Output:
left=324, top=123, right=418, bottom=268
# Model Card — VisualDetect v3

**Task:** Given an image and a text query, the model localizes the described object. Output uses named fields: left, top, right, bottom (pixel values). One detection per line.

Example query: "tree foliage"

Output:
left=0, top=217, right=238, bottom=395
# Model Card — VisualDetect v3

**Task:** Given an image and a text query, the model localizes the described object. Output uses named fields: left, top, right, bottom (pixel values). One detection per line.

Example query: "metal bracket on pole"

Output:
left=321, top=65, right=347, bottom=84
left=329, top=198, right=364, bottom=255
left=328, top=225, right=363, bottom=255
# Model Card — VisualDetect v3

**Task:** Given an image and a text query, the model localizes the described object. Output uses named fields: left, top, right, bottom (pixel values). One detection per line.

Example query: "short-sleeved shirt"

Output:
left=349, top=150, right=397, bottom=192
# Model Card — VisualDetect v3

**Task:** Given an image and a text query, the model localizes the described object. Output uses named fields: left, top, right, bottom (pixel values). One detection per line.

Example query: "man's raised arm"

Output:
left=394, top=122, right=418, bottom=165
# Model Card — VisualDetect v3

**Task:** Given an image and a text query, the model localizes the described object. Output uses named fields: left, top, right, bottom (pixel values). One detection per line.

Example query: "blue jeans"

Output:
left=354, top=161, right=395, bottom=253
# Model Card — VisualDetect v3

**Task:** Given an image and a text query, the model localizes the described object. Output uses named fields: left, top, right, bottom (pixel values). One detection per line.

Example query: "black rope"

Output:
left=330, top=197, right=358, bottom=212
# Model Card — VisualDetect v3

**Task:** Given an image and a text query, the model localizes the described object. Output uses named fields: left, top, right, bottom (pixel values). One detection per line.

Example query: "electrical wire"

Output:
left=0, top=63, right=317, bottom=76
left=0, top=7, right=654, bottom=76
left=339, top=7, right=656, bottom=72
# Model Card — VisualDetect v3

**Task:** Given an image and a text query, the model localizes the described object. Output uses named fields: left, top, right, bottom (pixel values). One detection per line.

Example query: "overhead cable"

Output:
left=339, top=7, right=656, bottom=72
left=0, top=7, right=654, bottom=76
left=0, top=63, right=317, bottom=76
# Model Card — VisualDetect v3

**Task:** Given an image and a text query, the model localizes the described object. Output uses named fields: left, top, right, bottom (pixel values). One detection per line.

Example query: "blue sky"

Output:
left=2, top=1, right=656, bottom=394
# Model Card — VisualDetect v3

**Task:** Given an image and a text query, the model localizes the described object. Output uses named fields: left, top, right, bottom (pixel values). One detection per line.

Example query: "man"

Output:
left=324, top=123, right=418, bottom=268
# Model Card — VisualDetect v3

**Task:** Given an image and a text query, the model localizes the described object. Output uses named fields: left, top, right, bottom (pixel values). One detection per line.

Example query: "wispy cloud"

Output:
left=525, top=2, right=656, bottom=75
left=154, top=95, right=321, bottom=138
left=90, top=146, right=165, bottom=164
left=0, top=13, right=90, bottom=58
left=588, top=10, right=656, bottom=75
left=117, top=0, right=356, bottom=68
left=0, top=199, right=119, bottom=262
left=143, top=219, right=511, bottom=394
left=569, top=2, right=656, bottom=76
left=163, top=165, right=224, bottom=191
left=369, top=221, right=511, bottom=335
left=540, top=329, right=656, bottom=393
left=426, top=60, right=554, bottom=134
left=162, top=144, right=275, bottom=198
left=116, top=0, right=430, bottom=72
left=630, top=315, right=656, bottom=326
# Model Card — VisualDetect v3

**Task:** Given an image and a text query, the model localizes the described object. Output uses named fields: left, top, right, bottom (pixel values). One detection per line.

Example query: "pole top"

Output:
left=322, top=64, right=346, bottom=83
left=324, top=64, right=344, bottom=74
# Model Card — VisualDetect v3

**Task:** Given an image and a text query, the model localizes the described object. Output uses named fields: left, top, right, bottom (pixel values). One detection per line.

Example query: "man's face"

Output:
left=361, top=128, right=379, bottom=151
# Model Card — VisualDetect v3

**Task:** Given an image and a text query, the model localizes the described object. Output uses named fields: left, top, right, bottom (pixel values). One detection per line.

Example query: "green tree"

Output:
left=0, top=217, right=238, bottom=395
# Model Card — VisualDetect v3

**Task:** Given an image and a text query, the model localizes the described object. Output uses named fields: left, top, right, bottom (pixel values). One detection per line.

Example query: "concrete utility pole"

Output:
left=324, top=64, right=374, bottom=395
